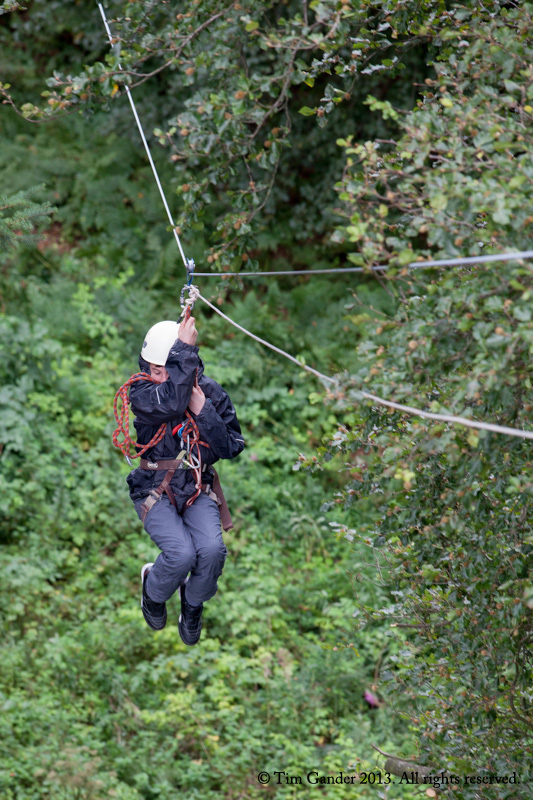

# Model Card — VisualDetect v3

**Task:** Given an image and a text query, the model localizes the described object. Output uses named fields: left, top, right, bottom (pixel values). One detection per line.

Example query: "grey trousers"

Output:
left=134, top=491, right=227, bottom=606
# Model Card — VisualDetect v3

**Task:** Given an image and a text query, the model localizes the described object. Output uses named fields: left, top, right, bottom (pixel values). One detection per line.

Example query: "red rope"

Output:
left=112, top=372, right=166, bottom=461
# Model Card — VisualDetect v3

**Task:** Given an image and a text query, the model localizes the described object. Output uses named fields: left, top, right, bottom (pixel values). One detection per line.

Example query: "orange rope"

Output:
left=113, top=372, right=166, bottom=462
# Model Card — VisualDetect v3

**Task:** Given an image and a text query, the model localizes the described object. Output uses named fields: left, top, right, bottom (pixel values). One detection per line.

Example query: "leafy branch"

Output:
left=0, top=186, right=55, bottom=251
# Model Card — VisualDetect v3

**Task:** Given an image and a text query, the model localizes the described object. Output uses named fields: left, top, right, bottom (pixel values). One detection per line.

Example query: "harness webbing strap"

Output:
left=140, top=468, right=177, bottom=522
left=140, top=458, right=185, bottom=470
left=138, top=464, right=233, bottom=530
left=211, top=468, right=233, bottom=531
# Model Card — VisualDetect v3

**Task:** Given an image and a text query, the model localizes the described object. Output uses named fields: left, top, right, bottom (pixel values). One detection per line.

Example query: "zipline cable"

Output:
left=98, top=3, right=189, bottom=270
left=194, top=249, right=533, bottom=278
left=98, top=7, right=533, bottom=443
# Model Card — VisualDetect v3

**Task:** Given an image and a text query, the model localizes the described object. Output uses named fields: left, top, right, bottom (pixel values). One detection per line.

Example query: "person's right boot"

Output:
left=178, top=583, right=203, bottom=645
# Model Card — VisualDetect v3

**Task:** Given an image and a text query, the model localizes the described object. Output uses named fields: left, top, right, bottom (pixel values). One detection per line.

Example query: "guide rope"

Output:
left=196, top=287, right=533, bottom=443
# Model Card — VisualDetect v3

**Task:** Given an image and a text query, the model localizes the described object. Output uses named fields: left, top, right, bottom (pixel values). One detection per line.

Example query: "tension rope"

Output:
left=98, top=3, right=193, bottom=276
left=99, top=5, right=533, bottom=446
left=192, top=287, right=533, bottom=443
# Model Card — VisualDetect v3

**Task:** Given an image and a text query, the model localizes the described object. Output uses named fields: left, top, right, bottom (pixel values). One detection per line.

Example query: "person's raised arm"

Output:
left=130, top=316, right=201, bottom=423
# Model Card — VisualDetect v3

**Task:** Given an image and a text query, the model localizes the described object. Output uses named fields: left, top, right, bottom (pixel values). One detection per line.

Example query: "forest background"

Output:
left=0, top=1, right=532, bottom=799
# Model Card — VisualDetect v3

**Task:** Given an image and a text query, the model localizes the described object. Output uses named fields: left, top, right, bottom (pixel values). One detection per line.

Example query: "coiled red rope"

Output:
left=113, top=372, right=166, bottom=462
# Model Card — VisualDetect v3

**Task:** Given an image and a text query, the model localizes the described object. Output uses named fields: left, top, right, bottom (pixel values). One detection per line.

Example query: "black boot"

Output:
left=178, top=583, right=203, bottom=645
left=141, top=563, right=167, bottom=630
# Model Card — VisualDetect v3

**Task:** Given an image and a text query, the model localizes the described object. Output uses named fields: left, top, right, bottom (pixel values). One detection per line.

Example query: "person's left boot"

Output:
left=141, top=563, right=167, bottom=630
left=178, top=583, right=203, bottom=645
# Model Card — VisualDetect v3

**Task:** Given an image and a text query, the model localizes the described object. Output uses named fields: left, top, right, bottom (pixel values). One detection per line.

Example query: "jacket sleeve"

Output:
left=129, top=340, right=199, bottom=424
left=194, top=384, right=245, bottom=461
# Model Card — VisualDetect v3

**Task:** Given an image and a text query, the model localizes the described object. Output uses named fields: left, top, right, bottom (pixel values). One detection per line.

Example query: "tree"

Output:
left=0, top=186, right=54, bottom=251
left=2, top=0, right=531, bottom=795
left=306, top=1, right=533, bottom=791
left=0, top=0, right=431, bottom=271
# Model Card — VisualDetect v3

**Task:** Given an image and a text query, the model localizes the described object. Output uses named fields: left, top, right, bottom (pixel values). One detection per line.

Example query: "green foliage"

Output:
left=0, top=267, right=409, bottom=799
left=0, top=1, right=25, bottom=14
left=311, top=261, right=533, bottom=785
left=295, top=1, right=533, bottom=792
left=0, top=0, right=430, bottom=270
left=1, top=1, right=532, bottom=797
left=335, top=2, right=533, bottom=264
left=0, top=186, right=54, bottom=251
left=0, top=178, right=401, bottom=798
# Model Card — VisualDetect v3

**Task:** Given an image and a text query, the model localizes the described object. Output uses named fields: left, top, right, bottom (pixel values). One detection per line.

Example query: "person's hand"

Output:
left=179, top=314, right=198, bottom=346
left=188, top=378, right=206, bottom=415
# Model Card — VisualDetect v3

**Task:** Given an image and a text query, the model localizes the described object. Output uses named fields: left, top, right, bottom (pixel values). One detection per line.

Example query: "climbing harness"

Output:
left=113, top=365, right=208, bottom=491
left=112, top=362, right=233, bottom=521
left=135, top=409, right=234, bottom=530
left=139, top=463, right=179, bottom=522
left=138, top=454, right=234, bottom=530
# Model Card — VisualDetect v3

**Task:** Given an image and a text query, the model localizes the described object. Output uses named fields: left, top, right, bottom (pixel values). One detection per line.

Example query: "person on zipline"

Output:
left=126, top=312, right=244, bottom=645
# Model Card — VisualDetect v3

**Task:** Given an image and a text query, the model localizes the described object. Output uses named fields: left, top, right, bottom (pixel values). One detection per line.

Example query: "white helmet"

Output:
left=141, top=320, right=180, bottom=366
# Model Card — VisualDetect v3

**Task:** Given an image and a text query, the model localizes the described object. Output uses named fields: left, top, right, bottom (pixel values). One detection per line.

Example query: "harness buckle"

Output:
left=140, top=489, right=162, bottom=522
left=146, top=460, right=159, bottom=469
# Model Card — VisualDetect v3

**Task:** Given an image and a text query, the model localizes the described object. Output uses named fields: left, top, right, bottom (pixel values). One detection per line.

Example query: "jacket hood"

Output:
left=138, top=354, right=151, bottom=373
left=138, top=352, right=205, bottom=378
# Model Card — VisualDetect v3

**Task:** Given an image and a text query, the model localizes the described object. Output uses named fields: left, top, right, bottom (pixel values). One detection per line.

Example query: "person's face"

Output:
left=149, top=363, right=169, bottom=383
